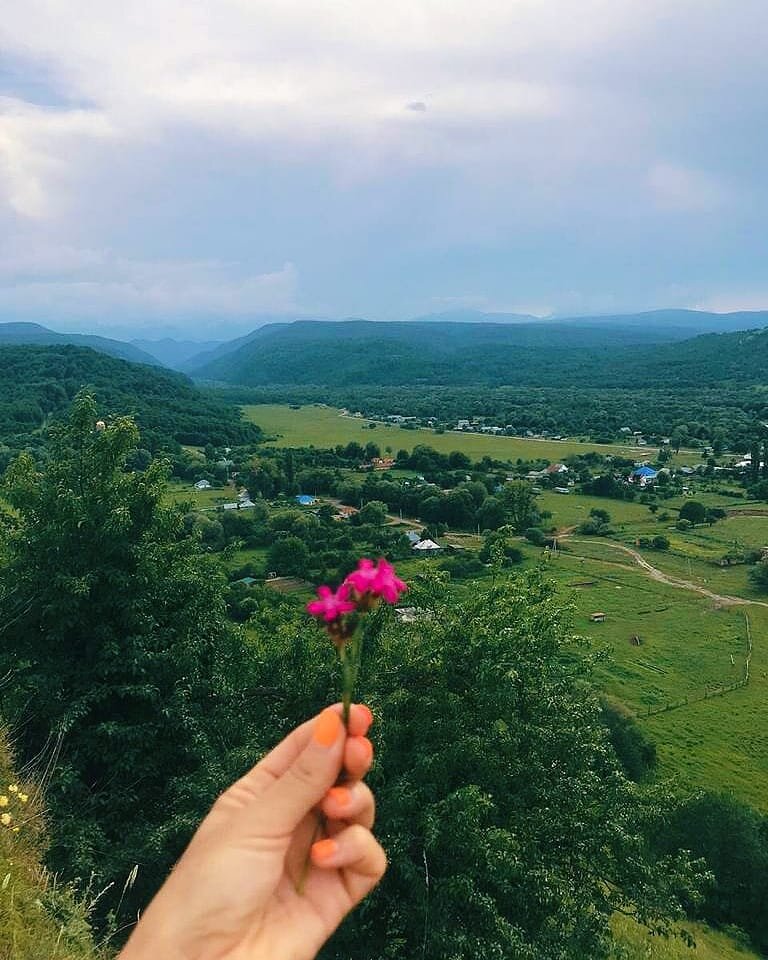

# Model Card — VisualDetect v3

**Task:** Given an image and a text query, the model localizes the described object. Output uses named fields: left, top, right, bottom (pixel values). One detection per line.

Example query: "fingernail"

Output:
left=313, top=709, right=342, bottom=748
left=327, top=786, right=351, bottom=808
left=357, top=704, right=374, bottom=731
left=311, top=838, right=338, bottom=863
left=352, top=736, right=374, bottom=764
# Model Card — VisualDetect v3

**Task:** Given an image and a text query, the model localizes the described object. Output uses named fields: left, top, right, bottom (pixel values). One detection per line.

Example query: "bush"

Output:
left=599, top=698, right=657, bottom=782
left=525, top=526, right=546, bottom=546
left=654, top=792, right=768, bottom=953
left=651, top=535, right=670, bottom=550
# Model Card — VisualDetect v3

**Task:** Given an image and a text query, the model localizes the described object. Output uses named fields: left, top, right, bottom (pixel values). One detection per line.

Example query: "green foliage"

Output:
left=501, top=480, right=537, bottom=533
left=653, top=792, right=768, bottom=954
left=244, top=570, right=702, bottom=959
left=0, top=344, right=258, bottom=452
left=749, top=559, right=768, bottom=591
left=679, top=501, right=707, bottom=525
left=0, top=393, right=255, bottom=920
left=600, top=698, right=657, bottom=782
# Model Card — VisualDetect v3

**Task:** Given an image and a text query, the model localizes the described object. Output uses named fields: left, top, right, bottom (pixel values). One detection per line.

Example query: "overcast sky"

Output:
left=1, top=1, right=767, bottom=339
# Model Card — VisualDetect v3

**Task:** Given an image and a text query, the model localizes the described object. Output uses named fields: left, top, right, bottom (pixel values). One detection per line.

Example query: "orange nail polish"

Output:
left=352, top=735, right=373, bottom=764
left=328, top=786, right=351, bottom=808
left=311, top=838, right=338, bottom=863
left=357, top=704, right=374, bottom=731
left=313, top=709, right=342, bottom=747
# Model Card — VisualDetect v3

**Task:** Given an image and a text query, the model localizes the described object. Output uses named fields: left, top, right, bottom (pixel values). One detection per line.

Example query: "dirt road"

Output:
left=566, top=537, right=768, bottom=609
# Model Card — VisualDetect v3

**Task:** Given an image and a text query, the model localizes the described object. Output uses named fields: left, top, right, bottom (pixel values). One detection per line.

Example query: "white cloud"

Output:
left=0, top=97, right=114, bottom=217
left=0, top=0, right=677, bottom=217
left=647, top=162, right=728, bottom=213
left=694, top=293, right=768, bottom=314
left=0, top=242, right=298, bottom=322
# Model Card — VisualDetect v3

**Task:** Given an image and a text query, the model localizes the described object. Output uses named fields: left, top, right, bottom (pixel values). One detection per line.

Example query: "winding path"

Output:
left=564, top=537, right=768, bottom=610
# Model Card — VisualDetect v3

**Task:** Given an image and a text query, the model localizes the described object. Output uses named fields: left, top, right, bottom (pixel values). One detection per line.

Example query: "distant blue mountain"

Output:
left=131, top=338, right=224, bottom=369
left=0, top=322, right=161, bottom=366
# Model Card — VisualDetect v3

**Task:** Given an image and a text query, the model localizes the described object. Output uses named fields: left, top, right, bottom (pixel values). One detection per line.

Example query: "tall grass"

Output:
left=0, top=733, right=104, bottom=960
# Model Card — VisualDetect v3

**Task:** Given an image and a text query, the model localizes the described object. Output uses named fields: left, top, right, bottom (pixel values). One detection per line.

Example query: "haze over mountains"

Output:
left=3, top=309, right=768, bottom=389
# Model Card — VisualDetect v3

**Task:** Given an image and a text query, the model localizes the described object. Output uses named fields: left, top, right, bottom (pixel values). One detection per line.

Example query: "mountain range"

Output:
left=3, top=309, right=768, bottom=389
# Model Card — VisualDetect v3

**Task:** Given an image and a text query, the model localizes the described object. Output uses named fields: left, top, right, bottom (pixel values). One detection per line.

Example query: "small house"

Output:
left=630, top=466, right=657, bottom=487
left=194, top=479, right=212, bottom=490
left=405, top=530, right=422, bottom=545
left=413, top=538, right=442, bottom=553
left=295, top=494, right=316, bottom=506
left=590, top=612, right=606, bottom=623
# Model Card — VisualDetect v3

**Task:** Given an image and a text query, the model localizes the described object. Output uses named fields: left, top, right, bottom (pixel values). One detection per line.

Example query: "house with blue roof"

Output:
left=630, top=466, right=657, bottom=487
left=295, top=494, right=316, bottom=506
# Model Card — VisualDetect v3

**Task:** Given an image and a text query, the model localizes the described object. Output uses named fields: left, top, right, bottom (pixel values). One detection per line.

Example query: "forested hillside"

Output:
left=187, top=319, right=677, bottom=386
left=190, top=319, right=768, bottom=390
left=0, top=322, right=161, bottom=366
left=0, top=345, right=259, bottom=452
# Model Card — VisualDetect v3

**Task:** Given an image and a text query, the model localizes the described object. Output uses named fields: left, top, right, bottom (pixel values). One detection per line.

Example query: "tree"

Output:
left=312, top=572, right=701, bottom=958
left=500, top=480, right=536, bottom=533
left=749, top=560, right=768, bottom=591
left=267, top=535, right=310, bottom=576
left=357, top=500, right=389, bottom=526
left=670, top=426, right=689, bottom=454
left=679, top=501, right=707, bottom=525
left=476, top=496, right=506, bottom=532
left=654, top=792, right=768, bottom=953
left=0, top=393, right=254, bottom=919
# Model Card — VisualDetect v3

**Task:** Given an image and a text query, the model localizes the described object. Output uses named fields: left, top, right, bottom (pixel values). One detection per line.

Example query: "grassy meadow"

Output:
left=243, top=403, right=695, bottom=464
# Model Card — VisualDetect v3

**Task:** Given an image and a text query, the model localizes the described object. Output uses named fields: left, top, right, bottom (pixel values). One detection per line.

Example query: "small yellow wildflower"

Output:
left=1, top=814, right=12, bottom=827
left=7, top=785, right=18, bottom=794
left=18, top=794, right=28, bottom=804
left=11, top=828, right=19, bottom=834
left=0, top=797, right=7, bottom=808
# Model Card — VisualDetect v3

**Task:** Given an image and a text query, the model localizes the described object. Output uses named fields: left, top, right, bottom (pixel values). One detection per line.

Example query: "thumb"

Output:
left=258, top=708, right=345, bottom=836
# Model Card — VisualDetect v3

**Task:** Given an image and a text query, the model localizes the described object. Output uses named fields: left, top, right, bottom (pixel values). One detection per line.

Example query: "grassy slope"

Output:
left=0, top=735, right=102, bottom=960
left=244, top=404, right=697, bottom=465
left=612, top=915, right=761, bottom=959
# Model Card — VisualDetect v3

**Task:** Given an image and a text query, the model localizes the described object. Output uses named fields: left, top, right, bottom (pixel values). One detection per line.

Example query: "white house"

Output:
left=413, top=539, right=442, bottom=553
left=194, top=479, right=212, bottom=490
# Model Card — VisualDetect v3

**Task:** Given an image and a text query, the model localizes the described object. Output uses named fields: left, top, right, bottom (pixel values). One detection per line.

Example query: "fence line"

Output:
left=643, top=611, right=753, bottom=717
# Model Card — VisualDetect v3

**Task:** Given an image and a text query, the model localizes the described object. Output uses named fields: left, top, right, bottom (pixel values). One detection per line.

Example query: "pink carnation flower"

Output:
left=345, top=557, right=407, bottom=605
left=306, top=584, right=356, bottom=623
left=345, top=558, right=380, bottom=595
left=372, top=559, right=408, bottom=604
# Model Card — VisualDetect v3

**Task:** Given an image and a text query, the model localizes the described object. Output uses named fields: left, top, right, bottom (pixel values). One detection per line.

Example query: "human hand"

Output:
left=120, top=704, right=385, bottom=960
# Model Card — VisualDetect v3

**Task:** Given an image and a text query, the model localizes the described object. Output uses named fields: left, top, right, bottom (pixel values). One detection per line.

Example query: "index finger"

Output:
left=235, top=704, right=374, bottom=799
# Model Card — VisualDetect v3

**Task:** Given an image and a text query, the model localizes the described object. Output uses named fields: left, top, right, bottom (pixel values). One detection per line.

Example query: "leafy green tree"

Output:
left=357, top=500, right=389, bottom=526
left=267, top=534, right=311, bottom=576
left=0, top=393, right=253, bottom=917
left=654, top=792, right=768, bottom=953
left=501, top=480, right=536, bottom=533
left=679, top=501, right=707, bottom=525
left=671, top=426, right=689, bottom=454
left=749, top=559, right=768, bottom=591
left=476, top=496, right=506, bottom=532
left=316, top=572, right=700, bottom=959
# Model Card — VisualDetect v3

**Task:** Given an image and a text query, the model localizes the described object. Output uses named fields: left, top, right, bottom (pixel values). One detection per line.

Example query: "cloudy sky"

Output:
left=1, top=0, right=767, bottom=339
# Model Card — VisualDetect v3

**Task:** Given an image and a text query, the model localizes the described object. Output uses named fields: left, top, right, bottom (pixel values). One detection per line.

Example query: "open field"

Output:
left=243, top=404, right=699, bottom=464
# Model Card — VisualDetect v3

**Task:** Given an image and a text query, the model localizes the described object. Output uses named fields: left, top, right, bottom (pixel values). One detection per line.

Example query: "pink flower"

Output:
left=345, top=557, right=407, bottom=605
left=345, top=558, right=380, bottom=595
left=372, top=559, right=408, bottom=604
left=306, top=584, right=356, bottom=623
